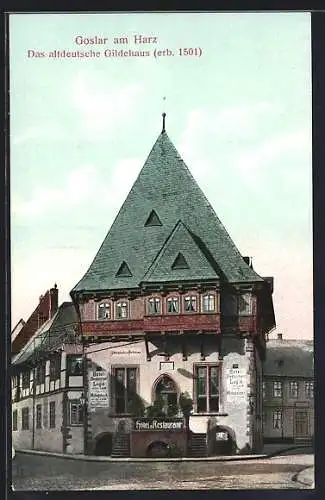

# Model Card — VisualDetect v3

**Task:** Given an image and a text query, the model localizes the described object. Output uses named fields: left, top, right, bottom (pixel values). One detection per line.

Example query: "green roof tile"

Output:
left=72, top=130, right=263, bottom=293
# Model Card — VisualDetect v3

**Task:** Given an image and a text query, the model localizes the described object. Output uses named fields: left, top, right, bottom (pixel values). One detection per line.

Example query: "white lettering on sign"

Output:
left=89, top=372, right=109, bottom=408
left=226, top=367, right=247, bottom=402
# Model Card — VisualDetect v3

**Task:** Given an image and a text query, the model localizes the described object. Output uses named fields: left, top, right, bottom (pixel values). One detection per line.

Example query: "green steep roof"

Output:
left=142, top=220, right=219, bottom=284
left=72, top=129, right=263, bottom=293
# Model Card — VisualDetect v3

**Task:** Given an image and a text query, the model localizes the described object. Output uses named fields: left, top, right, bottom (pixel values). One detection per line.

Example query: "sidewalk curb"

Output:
left=15, top=445, right=312, bottom=463
left=292, top=465, right=315, bottom=488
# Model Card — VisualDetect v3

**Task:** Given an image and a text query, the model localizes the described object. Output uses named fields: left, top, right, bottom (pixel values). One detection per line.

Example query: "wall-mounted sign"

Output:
left=134, top=418, right=184, bottom=431
left=226, top=367, right=247, bottom=402
left=160, top=361, right=174, bottom=371
left=110, top=349, right=142, bottom=356
left=89, top=371, right=109, bottom=408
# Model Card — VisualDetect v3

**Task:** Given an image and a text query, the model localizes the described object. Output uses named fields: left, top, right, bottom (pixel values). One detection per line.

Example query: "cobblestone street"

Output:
left=12, top=451, right=314, bottom=490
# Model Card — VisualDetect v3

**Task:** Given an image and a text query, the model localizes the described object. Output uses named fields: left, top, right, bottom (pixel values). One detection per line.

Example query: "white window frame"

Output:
left=184, top=295, right=197, bottom=313
left=273, top=381, right=282, bottom=398
left=289, top=381, right=299, bottom=398
left=148, top=297, right=161, bottom=314
left=305, top=381, right=314, bottom=399
left=202, top=294, right=215, bottom=312
left=167, top=296, right=179, bottom=314
left=98, top=302, right=111, bottom=320
left=68, top=399, right=84, bottom=426
left=194, top=364, right=220, bottom=414
left=116, top=300, right=128, bottom=319
left=272, top=410, right=282, bottom=429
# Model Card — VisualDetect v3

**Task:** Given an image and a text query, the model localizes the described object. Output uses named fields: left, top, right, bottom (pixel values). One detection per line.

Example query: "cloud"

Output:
left=12, top=158, right=142, bottom=221
left=11, top=123, right=65, bottom=145
left=71, top=70, right=144, bottom=138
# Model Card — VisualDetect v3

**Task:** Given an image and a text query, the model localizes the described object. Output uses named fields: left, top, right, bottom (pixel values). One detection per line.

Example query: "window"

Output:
left=116, top=261, right=132, bottom=277
left=114, top=367, right=138, bottom=414
left=273, top=381, right=282, bottom=398
left=262, top=381, right=266, bottom=399
left=50, top=353, right=61, bottom=380
left=195, top=365, right=219, bottom=413
left=238, top=293, right=252, bottom=315
left=145, top=209, right=162, bottom=227
left=289, top=381, right=299, bottom=398
left=12, top=410, right=18, bottom=431
left=148, top=297, right=161, bottom=314
left=272, top=410, right=282, bottom=429
left=116, top=301, right=128, bottom=319
left=167, top=297, right=179, bottom=313
left=49, top=401, right=56, bottom=428
left=36, top=363, right=46, bottom=385
left=98, top=302, right=111, bottom=320
left=155, top=375, right=178, bottom=416
left=305, top=382, right=314, bottom=399
left=171, top=252, right=189, bottom=270
left=36, top=404, right=42, bottom=429
left=22, top=370, right=30, bottom=389
left=203, top=294, right=215, bottom=312
left=67, top=355, right=83, bottom=376
left=68, top=400, right=84, bottom=425
left=22, top=407, right=29, bottom=430
left=184, top=295, right=197, bottom=312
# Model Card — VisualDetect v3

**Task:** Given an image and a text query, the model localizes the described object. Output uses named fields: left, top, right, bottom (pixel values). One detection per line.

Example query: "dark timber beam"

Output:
left=144, top=335, right=151, bottom=361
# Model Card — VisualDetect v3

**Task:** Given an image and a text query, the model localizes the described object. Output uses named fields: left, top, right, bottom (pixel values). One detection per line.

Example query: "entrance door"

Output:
left=155, top=375, right=178, bottom=416
left=295, top=410, right=308, bottom=438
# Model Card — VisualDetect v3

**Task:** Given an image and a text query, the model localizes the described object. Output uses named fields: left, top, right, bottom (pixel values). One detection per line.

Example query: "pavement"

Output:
left=15, top=443, right=313, bottom=462
left=11, top=449, right=315, bottom=490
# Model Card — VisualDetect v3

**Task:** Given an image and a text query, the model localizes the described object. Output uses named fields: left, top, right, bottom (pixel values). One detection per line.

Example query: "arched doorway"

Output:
left=94, top=433, right=113, bottom=456
left=154, top=375, right=178, bottom=416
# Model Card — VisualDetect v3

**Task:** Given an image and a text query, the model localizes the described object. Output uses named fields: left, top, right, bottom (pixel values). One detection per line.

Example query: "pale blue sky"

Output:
left=10, top=12, right=312, bottom=338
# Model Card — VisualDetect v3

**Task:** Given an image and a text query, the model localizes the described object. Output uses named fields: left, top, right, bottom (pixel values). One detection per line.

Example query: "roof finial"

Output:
left=162, top=96, right=166, bottom=133
left=162, top=112, right=166, bottom=133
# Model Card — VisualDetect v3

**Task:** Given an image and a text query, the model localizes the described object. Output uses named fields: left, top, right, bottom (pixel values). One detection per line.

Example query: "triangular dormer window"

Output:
left=145, top=210, right=162, bottom=227
left=116, top=261, right=132, bottom=277
left=171, top=252, right=189, bottom=270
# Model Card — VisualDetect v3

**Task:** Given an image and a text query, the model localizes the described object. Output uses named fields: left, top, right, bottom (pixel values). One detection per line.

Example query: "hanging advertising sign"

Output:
left=226, top=367, right=247, bottom=402
left=89, top=371, right=109, bottom=408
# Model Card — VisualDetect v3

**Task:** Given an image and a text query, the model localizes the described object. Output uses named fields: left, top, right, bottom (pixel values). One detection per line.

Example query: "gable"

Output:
left=141, top=221, right=219, bottom=284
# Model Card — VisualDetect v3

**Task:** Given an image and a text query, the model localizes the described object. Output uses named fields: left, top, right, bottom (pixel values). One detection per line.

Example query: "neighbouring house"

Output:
left=263, top=333, right=314, bottom=444
left=70, top=115, right=276, bottom=458
left=11, top=287, right=86, bottom=455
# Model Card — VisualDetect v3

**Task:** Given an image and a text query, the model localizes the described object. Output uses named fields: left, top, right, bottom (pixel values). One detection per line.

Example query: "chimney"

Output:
left=277, top=333, right=283, bottom=340
left=50, top=283, right=58, bottom=318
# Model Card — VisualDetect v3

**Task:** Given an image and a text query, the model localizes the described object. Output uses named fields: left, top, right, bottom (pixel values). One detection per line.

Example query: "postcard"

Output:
left=9, top=11, right=313, bottom=491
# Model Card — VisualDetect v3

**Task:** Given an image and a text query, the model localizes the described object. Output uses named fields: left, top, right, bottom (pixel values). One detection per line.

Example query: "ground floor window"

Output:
left=68, top=400, right=84, bottom=425
left=195, top=365, right=219, bottom=413
left=155, top=375, right=178, bottom=416
left=22, top=407, right=29, bottom=430
left=36, top=404, right=42, bottom=429
left=113, top=366, right=138, bottom=414
left=272, top=410, right=282, bottom=429
left=12, top=410, right=18, bottom=431
left=49, top=401, right=56, bottom=428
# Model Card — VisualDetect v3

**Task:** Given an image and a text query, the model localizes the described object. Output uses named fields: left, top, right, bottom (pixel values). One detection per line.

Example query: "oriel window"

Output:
left=148, top=297, right=161, bottom=314
left=67, top=355, right=83, bottom=376
left=195, top=365, right=219, bottom=413
left=98, top=302, right=111, bottom=320
left=116, top=301, right=128, bottom=319
left=167, top=297, right=179, bottom=313
left=184, top=295, right=197, bottom=312
left=203, top=294, right=215, bottom=312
